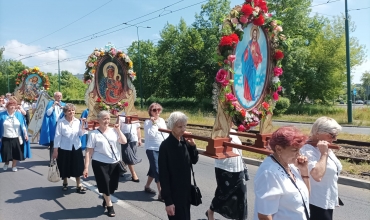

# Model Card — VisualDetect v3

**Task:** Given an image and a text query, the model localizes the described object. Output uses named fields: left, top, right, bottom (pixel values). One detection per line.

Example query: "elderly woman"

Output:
left=143, top=103, right=168, bottom=199
left=300, top=117, right=343, bottom=220
left=52, top=103, right=87, bottom=192
left=83, top=111, right=127, bottom=217
left=0, top=97, right=6, bottom=113
left=206, top=128, right=248, bottom=220
left=158, top=111, right=199, bottom=220
left=115, top=112, right=142, bottom=181
left=0, top=98, right=31, bottom=171
left=254, top=126, right=310, bottom=220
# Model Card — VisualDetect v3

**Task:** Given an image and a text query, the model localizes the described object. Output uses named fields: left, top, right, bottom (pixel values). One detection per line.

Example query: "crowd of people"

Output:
left=0, top=91, right=345, bottom=220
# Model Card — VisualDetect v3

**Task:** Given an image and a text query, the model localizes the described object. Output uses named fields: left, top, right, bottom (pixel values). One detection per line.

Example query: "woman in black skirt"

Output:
left=83, top=110, right=127, bottom=217
left=0, top=98, right=31, bottom=172
left=52, top=103, right=87, bottom=193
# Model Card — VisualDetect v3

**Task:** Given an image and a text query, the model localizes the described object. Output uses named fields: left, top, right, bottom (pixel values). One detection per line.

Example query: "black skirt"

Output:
left=1, top=137, right=24, bottom=162
left=210, top=168, right=248, bottom=220
left=57, top=146, right=84, bottom=179
left=121, top=141, right=142, bottom=165
left=92, top=160, right=120, bottom=196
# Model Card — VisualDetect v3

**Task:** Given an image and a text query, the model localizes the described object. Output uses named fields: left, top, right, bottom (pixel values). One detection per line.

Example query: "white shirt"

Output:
left=54, top=117, right=85, bottom=151
left=300, top=144, right=342, bottom=209
left=87, top=129, right=121, bottom=164
left=21, top=101, right=31, bottom=111
left=3, top=114, right=22, bottom=138
left=0, top=106, right=6, bottom=113
left=118, top=117, right=140, bottom=142
left=253, top=157, right=310, bottom=220
left=46, top=103, right=63, bottom=118
left=214, top=129, right=244, bottom=172
left=144, top=118, right=168, bottom=151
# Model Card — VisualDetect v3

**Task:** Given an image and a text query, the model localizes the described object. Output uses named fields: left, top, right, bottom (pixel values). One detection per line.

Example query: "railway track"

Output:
left=136, top=119, right=370, bottom=164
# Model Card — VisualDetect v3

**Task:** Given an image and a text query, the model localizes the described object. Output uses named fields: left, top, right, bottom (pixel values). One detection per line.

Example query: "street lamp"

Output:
left=123, top=23, right=151, bottom=109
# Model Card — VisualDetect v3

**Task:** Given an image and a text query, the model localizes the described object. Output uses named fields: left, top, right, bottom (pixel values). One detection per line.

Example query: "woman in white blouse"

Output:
left=52, top=103, right=87, bottom=193
left=300, top=117, right=343, bottom=220
left=206, top=129, right=248, bottom=220
left=143, top=103, right=168, bottom=201
left=83, top=111, right=127, bottom=217
left=254, top=126, right=310, bottom=220
left=115, top=112, right=142, bottom=182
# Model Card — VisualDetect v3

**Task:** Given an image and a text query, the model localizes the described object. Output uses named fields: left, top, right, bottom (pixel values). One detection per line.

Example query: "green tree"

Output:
left=0, top=59, right=28, bottom=95
left=361, top=71, right=370, bottom=100
left=47, top=71, right=87, bottom=100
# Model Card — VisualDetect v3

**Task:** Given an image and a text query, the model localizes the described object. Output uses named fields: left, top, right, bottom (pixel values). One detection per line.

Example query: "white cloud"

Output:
left=3, top=39, right=85, bottom=74
left=353, top=59, right=370, bottom=83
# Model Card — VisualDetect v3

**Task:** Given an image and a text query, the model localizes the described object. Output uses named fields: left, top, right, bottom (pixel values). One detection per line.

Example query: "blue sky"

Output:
left=0, top=0, right=369, bottom=83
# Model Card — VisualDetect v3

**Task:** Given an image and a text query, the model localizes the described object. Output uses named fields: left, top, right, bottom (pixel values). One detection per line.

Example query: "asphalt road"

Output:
left=1, top=144, right=369, bottom=220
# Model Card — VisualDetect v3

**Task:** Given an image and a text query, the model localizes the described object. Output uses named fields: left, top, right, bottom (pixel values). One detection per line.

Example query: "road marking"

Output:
left=69, top=177, right=146, bottom=218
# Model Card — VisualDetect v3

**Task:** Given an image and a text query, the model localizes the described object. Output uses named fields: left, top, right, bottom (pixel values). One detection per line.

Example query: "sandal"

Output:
left=107, top=206, right=115, bottom=217
left=144, top=187, right=156, bottom=194
left=76, top=185, right=87, bottom=194
left=62, top=183, right=68, bottom=191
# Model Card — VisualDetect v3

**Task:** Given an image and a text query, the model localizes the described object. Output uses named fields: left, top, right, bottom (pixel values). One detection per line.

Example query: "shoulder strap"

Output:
left=97, top=129, right=119, bottom=161
left=270, top=155, right=310, bottom=220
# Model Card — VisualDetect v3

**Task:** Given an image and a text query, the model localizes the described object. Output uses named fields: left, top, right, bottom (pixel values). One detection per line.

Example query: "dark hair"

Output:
left=269, top=126, right=307, bottom=152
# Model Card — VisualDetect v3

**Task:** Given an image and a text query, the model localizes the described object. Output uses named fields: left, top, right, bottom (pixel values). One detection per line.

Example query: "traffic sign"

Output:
left=353, top=88, right=357, bottom=96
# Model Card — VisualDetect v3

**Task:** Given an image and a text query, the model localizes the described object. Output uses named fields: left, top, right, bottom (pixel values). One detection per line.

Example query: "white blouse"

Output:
left=86, top=128, right=121, bottom=164
left=144, top=118, right=168, bottom=151
left=54, top=117, right=86, bottom=151
left=214, top=129, right=244, bottom=172
left=118, top=117, right=140, bottom=142
left=300, top=144, right=342, bottom=209
left=253, top=157, right=310, bottom=220
left=3, top=114, right=22, bottom=138
left=46, top=104, right=63, bottom=118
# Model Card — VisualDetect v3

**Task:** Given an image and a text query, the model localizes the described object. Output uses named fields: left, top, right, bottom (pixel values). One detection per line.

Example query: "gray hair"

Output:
left=62, top=103, right=76, bottom=113
left=54, top=92, right=62, bottom=96
left=167, top=111, right=188, bottom=130
left=97, top=110, right=110, bottom=119
left=310, top=116, right=342, bottom=136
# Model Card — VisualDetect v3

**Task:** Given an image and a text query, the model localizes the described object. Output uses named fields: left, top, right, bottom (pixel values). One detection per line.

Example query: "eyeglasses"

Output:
left=328, top=133, right=337, bottom=139
left=151, top=108, right=161, bottom=113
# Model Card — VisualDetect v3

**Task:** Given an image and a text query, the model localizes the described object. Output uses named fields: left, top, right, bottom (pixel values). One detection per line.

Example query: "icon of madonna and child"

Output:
left=98, top=62, right=125, bottom=104
left=233, top=25, right=268, bottom=109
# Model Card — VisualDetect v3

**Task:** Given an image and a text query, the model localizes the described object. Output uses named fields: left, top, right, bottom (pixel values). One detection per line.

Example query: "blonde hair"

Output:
left=310, top=116, right=342, bottom=137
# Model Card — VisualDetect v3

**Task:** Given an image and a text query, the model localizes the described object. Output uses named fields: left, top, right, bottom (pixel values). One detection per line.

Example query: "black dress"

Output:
left=158, top=133, right=199, bottom=220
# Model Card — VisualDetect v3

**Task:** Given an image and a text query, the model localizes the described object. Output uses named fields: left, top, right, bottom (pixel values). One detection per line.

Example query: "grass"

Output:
left=340, top=160, right=370, bottom=176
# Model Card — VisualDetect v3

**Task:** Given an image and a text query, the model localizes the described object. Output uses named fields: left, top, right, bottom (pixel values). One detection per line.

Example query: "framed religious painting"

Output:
left=212, top=0, right=286, bottom=138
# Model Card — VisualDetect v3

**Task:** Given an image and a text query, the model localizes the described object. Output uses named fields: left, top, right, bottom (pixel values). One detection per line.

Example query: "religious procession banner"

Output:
left=28, top=91, right=52, bottom=143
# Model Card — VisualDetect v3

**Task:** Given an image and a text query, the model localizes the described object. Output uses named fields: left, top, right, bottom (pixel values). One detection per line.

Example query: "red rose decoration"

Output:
left=240, top=109, right=246, bottom=118
left=219, top=36, right=233, bottom=46
left=262, top=101, right=269, bottom=110
left=229, top=33, right=239, bottom=43
left=274, top=50, right=284, bottom=60
left=238, top=124, right=246, bottom=132
left=249, top=121, right=259, bottom=127
left=273, top=92, right=279, bottom=101
left=96, top=97, right=101, bottom=102
left=258, top=0, right=268, bottom=13
left=253, top=14, right=265, bottom=26
left=241, top=4, right=253, bottom=17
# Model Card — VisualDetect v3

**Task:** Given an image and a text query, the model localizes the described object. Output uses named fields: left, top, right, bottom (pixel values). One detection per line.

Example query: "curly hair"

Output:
left=269, top=126, right=307, bottom=152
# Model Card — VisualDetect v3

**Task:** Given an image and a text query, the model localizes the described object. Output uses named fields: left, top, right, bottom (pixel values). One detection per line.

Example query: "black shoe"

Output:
left=76, top=186, right=87, bottom=194
left=62, top=183, right=68, bottom=191
left=107, top=206, right=115, bottom=217
left=131, top=177, right=140, bottom=183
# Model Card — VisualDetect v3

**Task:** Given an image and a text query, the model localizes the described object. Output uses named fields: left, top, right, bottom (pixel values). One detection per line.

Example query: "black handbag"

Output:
left=190, top=164, right=202, bottom=206
left=97, top=129, right=127, bottom=174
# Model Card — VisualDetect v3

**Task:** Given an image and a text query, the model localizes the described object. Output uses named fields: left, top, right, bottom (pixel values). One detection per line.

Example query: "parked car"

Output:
left=355, top=100, right=364, bottom=104
left=339, top=101, right=344, bottom=104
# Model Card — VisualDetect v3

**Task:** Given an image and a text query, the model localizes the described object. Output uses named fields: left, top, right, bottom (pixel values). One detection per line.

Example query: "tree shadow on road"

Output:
left=114, top=190, right=156, bottom=202
left=5, top=186, right=74, bottom=204
left=40, top=206, right=105, bottom=219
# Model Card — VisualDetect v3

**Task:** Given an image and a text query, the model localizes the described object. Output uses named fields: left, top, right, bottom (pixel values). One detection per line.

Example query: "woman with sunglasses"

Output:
left=143, top=103, right=168, bottom=201
left=300, top=117, right=343, bottom=220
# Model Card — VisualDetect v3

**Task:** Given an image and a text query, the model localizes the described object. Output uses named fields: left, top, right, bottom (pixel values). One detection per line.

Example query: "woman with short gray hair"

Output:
left=158, top=111, right=199, bottom=219
left=83, top=111, right=127, bottom=217
left=52, top=103, right=87, bottom=193
left=300, top=116, right=343, bottom=220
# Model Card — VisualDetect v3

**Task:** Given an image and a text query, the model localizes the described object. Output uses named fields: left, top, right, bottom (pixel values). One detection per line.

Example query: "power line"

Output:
left=12, top=0, right=204, bottom=60
left=9, top=0, right=184, bottom=59
left=349, top=6, right=370, bottom=11
left=5, top=0, right=114, bottom=51
left=310, top=0, right=340, bottom=8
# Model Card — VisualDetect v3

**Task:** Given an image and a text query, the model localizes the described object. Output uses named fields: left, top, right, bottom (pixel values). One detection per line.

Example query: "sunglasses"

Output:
left=151, top=108, right=161, bottom=113
left=328, top=133, right=337, bottom=139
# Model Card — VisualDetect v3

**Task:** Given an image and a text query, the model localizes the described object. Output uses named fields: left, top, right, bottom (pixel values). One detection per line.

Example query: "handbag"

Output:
left=190, top=164, right=202, bottom=206
left=239, top=150, right=250, bottom=181
left=47, top=159, right=60, bottom=182
left=97, top=129, right=127, bottom=174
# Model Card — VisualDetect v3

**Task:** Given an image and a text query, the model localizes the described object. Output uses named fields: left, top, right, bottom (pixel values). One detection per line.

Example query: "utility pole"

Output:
left=48, top=47, right=62, bottom=92
left=344, top=0, right=352, bottom=123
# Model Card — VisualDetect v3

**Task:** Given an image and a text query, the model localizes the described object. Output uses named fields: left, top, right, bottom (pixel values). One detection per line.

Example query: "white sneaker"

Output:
left=3, top=165, right=8, bottom=171
left=12, top=167, right=17, bottom=172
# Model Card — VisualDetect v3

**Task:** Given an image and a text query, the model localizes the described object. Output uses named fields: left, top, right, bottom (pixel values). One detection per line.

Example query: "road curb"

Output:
left=197, top=148, right=370, bottom=190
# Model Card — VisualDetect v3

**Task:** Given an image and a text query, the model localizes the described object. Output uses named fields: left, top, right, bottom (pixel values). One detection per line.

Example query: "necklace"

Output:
left=272, top=154, right=296, bottom=182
